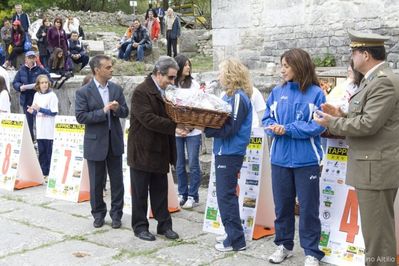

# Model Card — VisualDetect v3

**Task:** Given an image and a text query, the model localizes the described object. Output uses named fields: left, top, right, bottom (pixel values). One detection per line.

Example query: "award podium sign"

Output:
left=0, top=113, right=43, bottom=191
left=203, top=128, right=275, bottom=240
left=122, top=120, right=180, bottom=215
left=46, top=116, right=90, bottom=202
left=319, top=139, right=365, bottom=266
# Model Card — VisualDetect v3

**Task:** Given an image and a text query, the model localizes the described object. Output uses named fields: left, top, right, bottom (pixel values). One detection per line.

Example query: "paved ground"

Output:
left=0, top=184, right=332, bottom=266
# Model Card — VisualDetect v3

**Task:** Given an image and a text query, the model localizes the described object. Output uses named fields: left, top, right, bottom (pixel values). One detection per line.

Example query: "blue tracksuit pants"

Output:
left=215, top=155, right=246, bottom=250
left=271, top=164, right=324, bottom=260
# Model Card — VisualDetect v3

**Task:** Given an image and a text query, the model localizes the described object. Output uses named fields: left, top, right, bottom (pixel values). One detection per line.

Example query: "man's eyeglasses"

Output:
left=163, top=74, right=176, bottom=80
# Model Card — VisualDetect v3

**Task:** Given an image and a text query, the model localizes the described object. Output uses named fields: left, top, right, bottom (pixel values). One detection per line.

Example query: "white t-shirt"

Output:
left=220, top=87, right=266, bottom=128
left=176, top=79, right=202, bottom=137
left=0, top=90, right=11, bottom=113
left=0, top=67, right=10, bottom=92
left=32, top=91, right=59, bottom=140
left=251, top=87, right=266, bottom=128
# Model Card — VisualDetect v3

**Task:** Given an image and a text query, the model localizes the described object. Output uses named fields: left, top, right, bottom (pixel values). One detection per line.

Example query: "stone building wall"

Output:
left=212, top=0, right=399, bottom=70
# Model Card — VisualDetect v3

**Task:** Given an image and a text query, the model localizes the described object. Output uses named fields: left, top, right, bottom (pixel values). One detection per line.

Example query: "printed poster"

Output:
left=0, top=113, right=42, bottom=191
left=319, top=138, right=365, bottom=266
left=0, top=114, right=25, bottom=190
left=46, top=116, right=89, bottom=202
left=203, top=128, right=268, bottom=239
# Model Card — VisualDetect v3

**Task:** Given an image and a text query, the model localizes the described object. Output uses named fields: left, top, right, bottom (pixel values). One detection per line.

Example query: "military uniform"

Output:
left=327, top=30, right=399, bottom=266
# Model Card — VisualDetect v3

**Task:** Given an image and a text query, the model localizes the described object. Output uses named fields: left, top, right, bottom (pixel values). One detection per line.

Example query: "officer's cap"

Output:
left=348, top=29, right=389, bottom=48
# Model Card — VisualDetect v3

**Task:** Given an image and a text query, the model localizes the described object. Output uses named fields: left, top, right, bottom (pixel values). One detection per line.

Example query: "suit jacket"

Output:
left=328, top=63, right=399, bottom=190
left=127, top=75, right=177, bottom=174
left=75, top=80, right=129, bottom=161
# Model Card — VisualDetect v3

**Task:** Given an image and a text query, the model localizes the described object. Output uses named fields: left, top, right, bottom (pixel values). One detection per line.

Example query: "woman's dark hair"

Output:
left=174, top=54, right=193, bottom=88
left=0, top=76, right=11, bottom=102
left=280, top=48, right=319, bottom=92
left=11, top=23, right=24, bottom=36
left=53, top=17, right=63, bottom=28
left=49, top=47, right=65, bottom=71
left=350, top=59, right=364, bottom=87
left=145, top=7, right=158, bottom=20
left=42, top=16, right=49, bottom=25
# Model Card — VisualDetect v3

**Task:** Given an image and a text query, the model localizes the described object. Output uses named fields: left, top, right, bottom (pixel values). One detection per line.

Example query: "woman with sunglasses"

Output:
left=47, top=17, right=68, bottom=59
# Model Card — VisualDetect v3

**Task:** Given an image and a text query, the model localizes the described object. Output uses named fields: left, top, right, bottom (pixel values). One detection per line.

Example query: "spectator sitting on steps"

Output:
left=121, top=19, right=152, bottom=62
left=68, top=31, right=89, bottom=72
left=117, top=23, right=135, bottom=58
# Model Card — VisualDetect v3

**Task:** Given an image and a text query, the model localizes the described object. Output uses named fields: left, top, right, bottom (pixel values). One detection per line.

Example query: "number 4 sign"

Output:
left=319, top=139, right=365, bottom=266
left=0, top=113, right=43, bottom=191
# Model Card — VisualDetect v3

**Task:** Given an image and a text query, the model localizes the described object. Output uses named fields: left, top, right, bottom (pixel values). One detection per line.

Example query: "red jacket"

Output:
left=146, top=18, right=160, bottom=41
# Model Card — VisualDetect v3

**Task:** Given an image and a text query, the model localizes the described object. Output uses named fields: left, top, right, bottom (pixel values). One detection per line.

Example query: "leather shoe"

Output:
left=93, top=218, right=104, bottom=228
left=158, top=229, right=179, bottom=240
left=111, top=220, right=122, bottom=229
left=135, top=231, right=156, bottom=241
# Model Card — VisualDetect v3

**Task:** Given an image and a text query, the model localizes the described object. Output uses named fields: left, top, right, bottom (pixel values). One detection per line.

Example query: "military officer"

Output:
left=314, top=29, right=399, bottom=266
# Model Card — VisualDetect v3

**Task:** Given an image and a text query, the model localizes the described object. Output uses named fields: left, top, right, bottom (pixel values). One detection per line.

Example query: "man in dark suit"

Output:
left=127, top=56, right=180, bottom=241
left=75, top=55, right=128, bottom=229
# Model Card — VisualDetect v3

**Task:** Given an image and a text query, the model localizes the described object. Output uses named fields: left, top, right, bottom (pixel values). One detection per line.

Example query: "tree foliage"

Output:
left=0, top=0, right=210, bottom=19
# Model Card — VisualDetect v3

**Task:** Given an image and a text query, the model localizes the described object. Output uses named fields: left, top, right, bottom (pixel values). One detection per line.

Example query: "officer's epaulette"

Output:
left=377, top=70, right=387, bottom=78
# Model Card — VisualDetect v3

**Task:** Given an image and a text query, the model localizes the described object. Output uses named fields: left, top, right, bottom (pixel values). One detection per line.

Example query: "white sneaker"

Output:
left=178, top=195, right=186, bottom=206
left=215, top=233, right=227, bottom=243
left=214, top=243, right=246, bottom=252
left=304, top=256, right=319, bottom=266
left=182, top=196, right=198, bottom=209
left=268, top=245, right=293, bottom=264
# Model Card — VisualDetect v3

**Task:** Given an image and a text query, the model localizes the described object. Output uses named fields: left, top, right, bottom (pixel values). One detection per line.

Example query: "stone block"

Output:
left=82, top=40, right=104, bottom=56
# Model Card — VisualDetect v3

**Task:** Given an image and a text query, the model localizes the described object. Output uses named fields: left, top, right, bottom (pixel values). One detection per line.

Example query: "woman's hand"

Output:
left=266, top=124, right=285, bottom=135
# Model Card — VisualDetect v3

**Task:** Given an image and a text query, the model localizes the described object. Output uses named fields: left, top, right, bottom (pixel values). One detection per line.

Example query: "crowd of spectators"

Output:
left=0, top=4, right=88, bottom=76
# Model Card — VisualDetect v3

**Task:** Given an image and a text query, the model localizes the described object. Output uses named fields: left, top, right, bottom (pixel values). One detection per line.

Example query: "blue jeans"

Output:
left=271, top=164, right=324, bottom=260
left=176, top=134, right=201, bottom=201
left=118, top=42, right=130, bottom=59
left=123, top=43, right=151, bottom=61
left=215, top=155, right=246, bottom=250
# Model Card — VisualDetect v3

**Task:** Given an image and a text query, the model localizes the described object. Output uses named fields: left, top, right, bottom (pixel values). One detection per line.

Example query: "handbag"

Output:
left=8, top=44, right=13, bottom=54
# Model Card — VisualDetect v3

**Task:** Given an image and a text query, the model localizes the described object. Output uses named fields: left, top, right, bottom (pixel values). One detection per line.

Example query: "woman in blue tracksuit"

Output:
left=204, top=58, right=252, bottom=252
left=262, top=48, right=325, bottom=266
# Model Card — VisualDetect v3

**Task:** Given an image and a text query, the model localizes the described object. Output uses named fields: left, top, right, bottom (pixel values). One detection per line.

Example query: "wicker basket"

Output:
left=164, top=99, right=230, bottom=129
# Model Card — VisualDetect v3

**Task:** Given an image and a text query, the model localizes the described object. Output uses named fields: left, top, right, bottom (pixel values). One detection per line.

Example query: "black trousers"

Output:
left=130, top=168, right=172, bottom=234
left=87, top=138, right=124, bottom=221
left=166, top=30, right=177, bottom=57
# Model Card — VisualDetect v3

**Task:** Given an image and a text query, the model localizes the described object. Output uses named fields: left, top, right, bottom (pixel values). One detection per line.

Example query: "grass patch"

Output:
left=191, top=55, right=213, bottom=72
left=85, top=25, right=127, bottom=36
left=112, top=59, right=147, bottom=76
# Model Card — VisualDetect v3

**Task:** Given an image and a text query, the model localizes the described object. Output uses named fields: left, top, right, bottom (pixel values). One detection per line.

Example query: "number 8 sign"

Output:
left=1, top=143, right=12, bottom=175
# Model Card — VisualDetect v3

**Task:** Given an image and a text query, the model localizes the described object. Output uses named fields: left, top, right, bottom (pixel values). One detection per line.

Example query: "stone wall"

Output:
left=212, top=0, right=399, bottom=70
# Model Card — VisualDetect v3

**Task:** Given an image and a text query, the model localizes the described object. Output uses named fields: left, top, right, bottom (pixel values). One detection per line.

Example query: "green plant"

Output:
left=313, top=54, right=336, bottom=67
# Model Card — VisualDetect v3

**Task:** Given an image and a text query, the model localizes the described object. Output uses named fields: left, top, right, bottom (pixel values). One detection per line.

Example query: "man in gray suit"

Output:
left=314, top=30, right=399, bottom=266
left=75, top=55, right=129, bottom=229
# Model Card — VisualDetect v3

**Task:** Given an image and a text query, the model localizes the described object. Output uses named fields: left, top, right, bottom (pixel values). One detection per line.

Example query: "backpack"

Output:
left=24, top=33, right=32, bottom=52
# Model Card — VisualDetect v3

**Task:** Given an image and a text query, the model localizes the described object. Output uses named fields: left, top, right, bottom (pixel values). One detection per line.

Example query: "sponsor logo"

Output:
left=217, top=164, right=226, bottom=169
left=322, top=185, right=335, bottom=195
left=322, top=210, right=331, bottom=219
